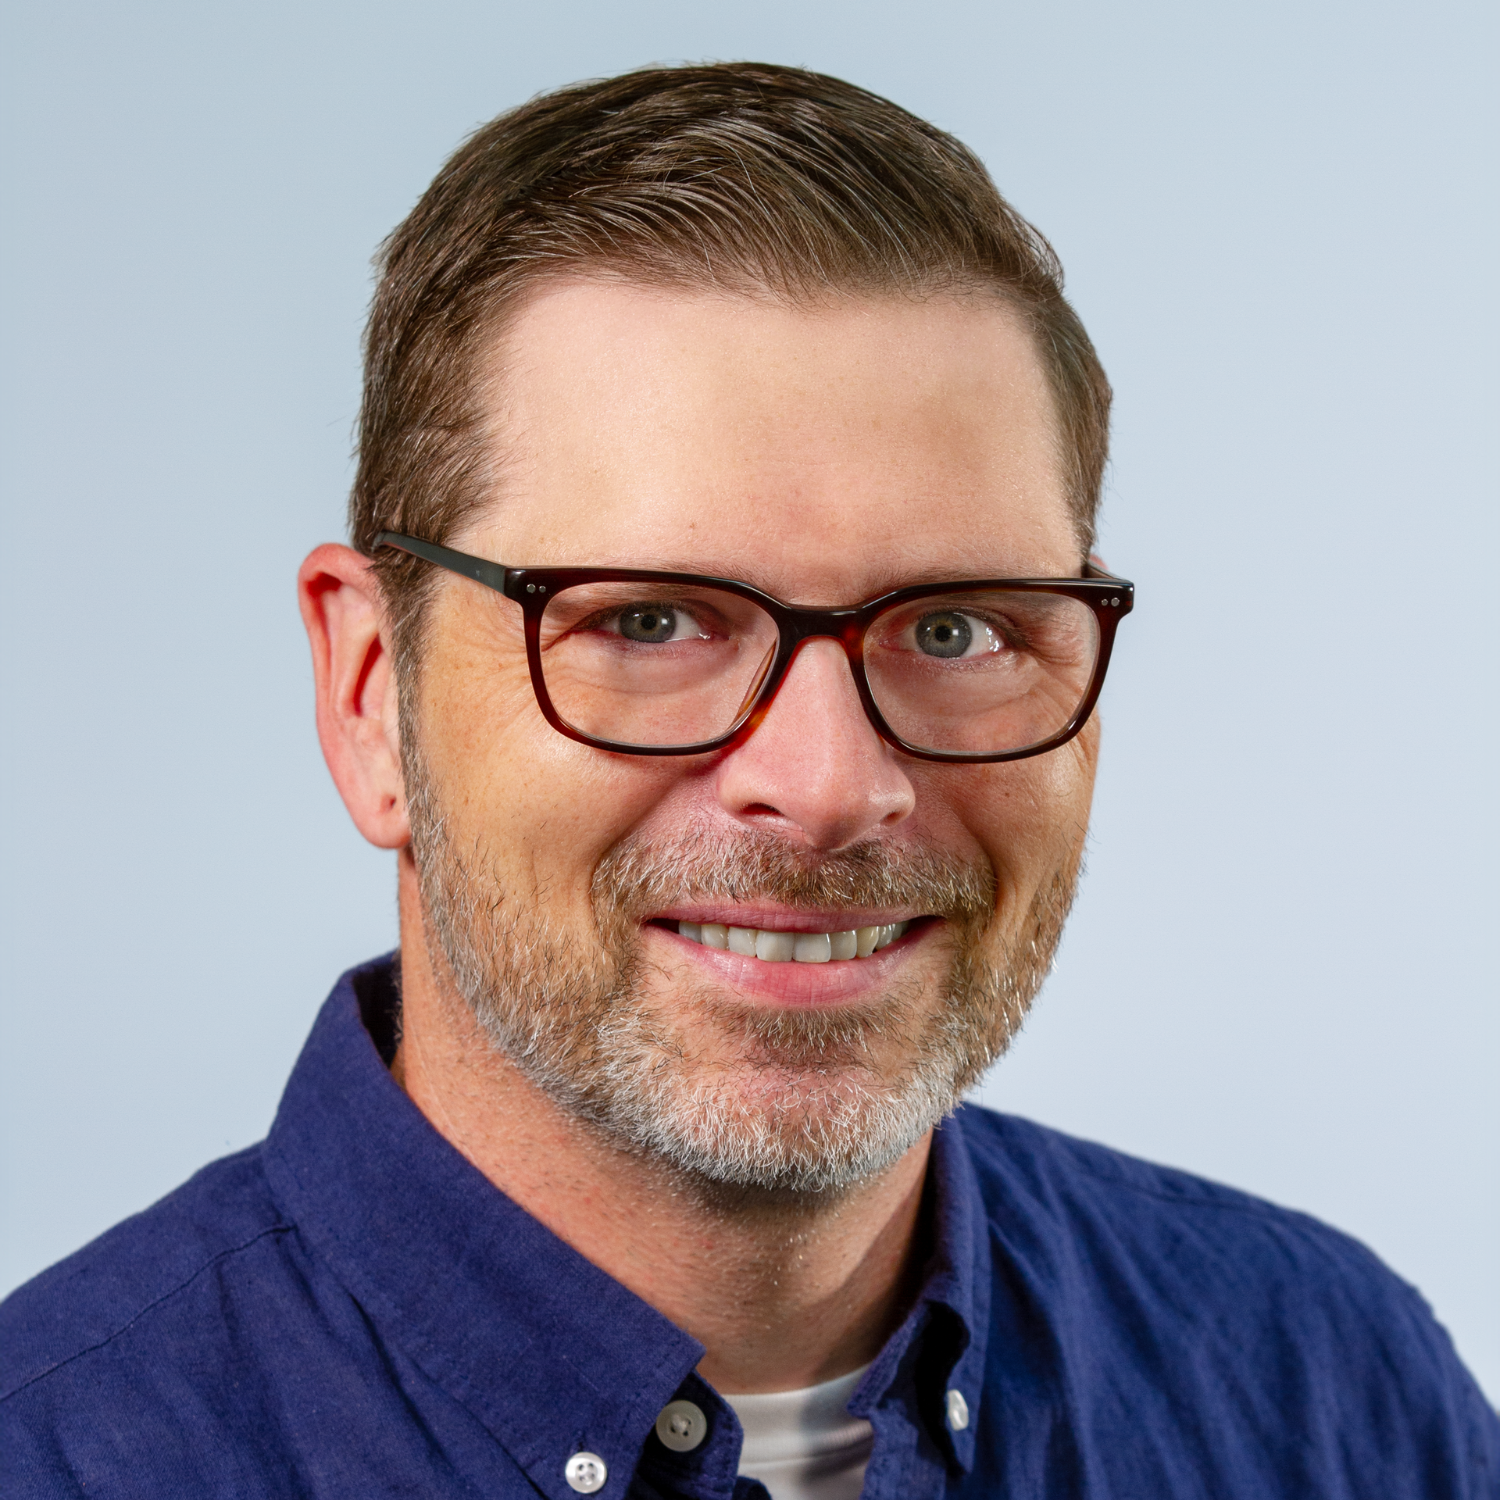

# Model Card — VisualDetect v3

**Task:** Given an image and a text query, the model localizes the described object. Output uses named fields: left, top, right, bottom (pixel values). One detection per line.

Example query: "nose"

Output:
left=714, top=638, right=916, bottom=851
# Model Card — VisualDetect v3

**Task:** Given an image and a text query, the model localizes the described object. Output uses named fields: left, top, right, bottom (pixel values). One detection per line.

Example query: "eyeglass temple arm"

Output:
left=374, top=532, right=512, bottom=595
left=379, top=530, right=1132, bottom=606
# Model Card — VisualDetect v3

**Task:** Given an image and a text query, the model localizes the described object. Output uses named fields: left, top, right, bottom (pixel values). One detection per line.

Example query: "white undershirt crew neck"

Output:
left=719, top=1365, right=874, bottom=1500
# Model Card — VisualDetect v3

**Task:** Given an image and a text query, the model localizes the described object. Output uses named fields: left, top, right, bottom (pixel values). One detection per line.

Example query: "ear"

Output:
left=298, top=544, right=410, bottom=849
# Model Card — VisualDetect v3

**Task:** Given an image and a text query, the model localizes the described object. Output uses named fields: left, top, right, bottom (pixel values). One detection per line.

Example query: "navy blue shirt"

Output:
left=3, top=956, right=1496, bottom=1498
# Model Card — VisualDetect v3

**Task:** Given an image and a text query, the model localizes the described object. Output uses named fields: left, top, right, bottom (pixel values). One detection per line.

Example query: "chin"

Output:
left=585, top=1033, right=957, bottom=1197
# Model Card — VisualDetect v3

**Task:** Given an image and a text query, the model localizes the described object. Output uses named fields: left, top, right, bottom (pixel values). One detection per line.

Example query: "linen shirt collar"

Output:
left=263, top=957, right=990, bottom=1499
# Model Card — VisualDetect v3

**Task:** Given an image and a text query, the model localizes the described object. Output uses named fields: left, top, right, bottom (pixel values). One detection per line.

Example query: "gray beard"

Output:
left=404, top=741, right=1078, bottom=1198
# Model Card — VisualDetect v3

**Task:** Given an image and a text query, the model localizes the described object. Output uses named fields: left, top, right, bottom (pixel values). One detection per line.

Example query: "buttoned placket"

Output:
left=263, top=960, right=993, bottom=1500
left=623, top=1372, right=748, bottom=1500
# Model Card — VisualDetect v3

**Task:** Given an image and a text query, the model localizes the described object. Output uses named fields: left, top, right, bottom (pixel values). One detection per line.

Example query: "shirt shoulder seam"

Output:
left=963, top=1111, right=1411, bottom=1281
left=1056, top=1153, right=1423, bottom=1295
left=0, top=1220, right=295, bottom=1404
left=967, top=1114, right=1327, bottom=1227
left=1070, top=1158, right=1290, bottom=1216
left=1063, top=1156, right=1343, bottom=1238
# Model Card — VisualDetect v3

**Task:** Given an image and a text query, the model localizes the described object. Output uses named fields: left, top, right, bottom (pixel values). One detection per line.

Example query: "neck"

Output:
left=389, top=851, right=930, bottom=1394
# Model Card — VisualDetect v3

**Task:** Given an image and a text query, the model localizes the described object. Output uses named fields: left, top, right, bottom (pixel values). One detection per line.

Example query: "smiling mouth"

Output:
left=671, top=919, right=914, bottom=963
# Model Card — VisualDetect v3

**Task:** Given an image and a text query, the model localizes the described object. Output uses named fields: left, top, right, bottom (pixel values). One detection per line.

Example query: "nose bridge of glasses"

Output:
left=764, top=609, right=870, bottom=698
left=754, top=615, right=871, bottom=717
left=778, top=605, right=868, bottom=650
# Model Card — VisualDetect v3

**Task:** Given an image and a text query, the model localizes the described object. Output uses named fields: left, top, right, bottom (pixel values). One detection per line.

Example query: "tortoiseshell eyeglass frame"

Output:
left=375, top=531, right=1134, bottom=764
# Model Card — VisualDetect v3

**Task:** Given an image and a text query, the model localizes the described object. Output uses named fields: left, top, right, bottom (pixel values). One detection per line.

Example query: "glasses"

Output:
left=376, top=532, right=1133, bottom=764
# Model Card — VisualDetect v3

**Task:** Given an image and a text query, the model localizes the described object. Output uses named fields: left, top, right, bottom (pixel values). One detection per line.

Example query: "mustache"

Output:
left=591, top=822, right=998, bottom=929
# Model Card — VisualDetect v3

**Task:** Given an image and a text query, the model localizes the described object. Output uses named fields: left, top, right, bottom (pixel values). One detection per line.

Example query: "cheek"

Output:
left=925, top=723, right=1098, bottom=905
left=420, top=612, right=690, bottom=911
left=484, top=742, right=683, bottom=908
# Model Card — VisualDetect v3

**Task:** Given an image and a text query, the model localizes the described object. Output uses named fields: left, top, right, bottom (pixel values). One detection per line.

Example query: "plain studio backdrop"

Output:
left=1, top=0, right=1495, bottom=1400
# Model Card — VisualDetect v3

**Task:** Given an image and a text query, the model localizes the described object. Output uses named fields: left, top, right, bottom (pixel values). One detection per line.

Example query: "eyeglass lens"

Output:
left=536, top=582, right=1100, bottom=755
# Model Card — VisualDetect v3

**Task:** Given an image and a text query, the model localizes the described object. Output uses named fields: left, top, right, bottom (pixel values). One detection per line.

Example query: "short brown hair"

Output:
left=350, top=62, right=1110, bottom=651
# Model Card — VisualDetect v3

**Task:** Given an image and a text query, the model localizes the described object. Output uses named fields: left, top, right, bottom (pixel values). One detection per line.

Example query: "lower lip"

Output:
left=646, top=923, right=923, bottom=1007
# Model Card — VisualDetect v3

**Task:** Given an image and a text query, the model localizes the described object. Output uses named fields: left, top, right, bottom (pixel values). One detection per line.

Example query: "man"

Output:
left=2, top=61, right=1494, bottom=1500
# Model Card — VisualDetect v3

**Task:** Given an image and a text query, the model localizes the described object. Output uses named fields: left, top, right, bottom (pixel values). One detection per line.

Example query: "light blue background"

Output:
left=2, top=0, right=1495, bottom=1400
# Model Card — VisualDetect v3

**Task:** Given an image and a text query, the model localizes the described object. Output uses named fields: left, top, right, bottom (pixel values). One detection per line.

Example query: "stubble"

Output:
left=404, top=738, right=1079, bottom=1197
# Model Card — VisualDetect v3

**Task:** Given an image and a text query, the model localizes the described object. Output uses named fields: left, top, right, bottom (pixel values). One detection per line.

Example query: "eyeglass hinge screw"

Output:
left=526, top=583, right=536, bottom=592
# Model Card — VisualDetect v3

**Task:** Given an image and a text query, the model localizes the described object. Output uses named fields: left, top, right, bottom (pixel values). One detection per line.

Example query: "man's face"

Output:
left=404, top=280, right=1097, bottom=1194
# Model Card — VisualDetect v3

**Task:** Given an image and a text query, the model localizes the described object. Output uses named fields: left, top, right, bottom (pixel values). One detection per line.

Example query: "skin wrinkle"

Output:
left=312, top=281, right=1105, bottom=1388
left=354, top=68, right=1113, bottom=686
left=404, top=708, right=1079, bottom=1199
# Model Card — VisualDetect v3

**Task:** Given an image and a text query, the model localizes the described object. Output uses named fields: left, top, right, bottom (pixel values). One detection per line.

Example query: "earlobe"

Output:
left=298, top=544, right=411, bottom=850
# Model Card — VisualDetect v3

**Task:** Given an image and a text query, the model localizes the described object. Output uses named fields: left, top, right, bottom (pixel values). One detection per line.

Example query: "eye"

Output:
left=609, top=603, right=718, bottom=644
left=618, top=605, right=680, bottom=643
left=916, top=611, right=981, bottom=658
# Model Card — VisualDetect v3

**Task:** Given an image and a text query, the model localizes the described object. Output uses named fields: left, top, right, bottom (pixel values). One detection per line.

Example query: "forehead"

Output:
left=468, top=280, right=1077, bottom=600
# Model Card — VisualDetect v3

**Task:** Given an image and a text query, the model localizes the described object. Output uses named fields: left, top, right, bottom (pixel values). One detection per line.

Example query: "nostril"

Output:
left=740, top=803, right=782, bottom=817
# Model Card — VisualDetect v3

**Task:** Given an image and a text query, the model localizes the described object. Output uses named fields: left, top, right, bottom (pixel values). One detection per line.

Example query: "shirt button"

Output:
left=654, top=1398, right=708, bottom=1452
left=564, top=1451, right=608, bottom=1493
left=946, top=1388, right=970, bottom=1431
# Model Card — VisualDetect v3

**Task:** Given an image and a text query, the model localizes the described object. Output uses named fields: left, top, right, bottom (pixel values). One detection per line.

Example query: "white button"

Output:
left=564, top=1451, right=608, bottom=1493
left=654, top=1398, right=708, bottom=1452
left=946, top=1388, right=970, bottom=1431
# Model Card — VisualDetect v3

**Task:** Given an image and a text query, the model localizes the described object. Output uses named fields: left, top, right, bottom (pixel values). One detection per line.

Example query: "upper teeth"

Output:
left=675, top=921, right=910, bottom=962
